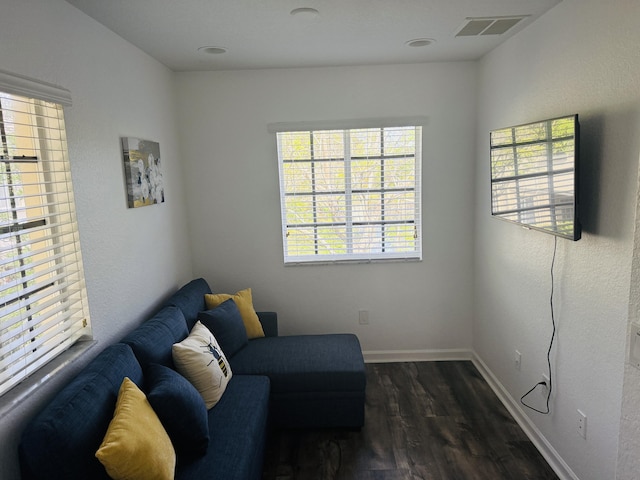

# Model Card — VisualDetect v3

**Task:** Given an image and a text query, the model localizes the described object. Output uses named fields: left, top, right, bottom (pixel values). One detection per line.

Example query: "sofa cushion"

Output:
left=176, top=375, right=270, bottom=480
left=121, top=306, right=188, bottom=368
left=230, top=334, right=366, bottom=394
left=165, top=278, right=212, bottom=330
left=95, top=377, right=176, bottom=480
left=145, top=364, right=210, bottom=460
left=205, top=288, right=265, bottom=339
left=172, top=321, right=233, bottom=409
left=19, top=343, right=143, bottom=480
left=198, top=299, right=248, bottom=358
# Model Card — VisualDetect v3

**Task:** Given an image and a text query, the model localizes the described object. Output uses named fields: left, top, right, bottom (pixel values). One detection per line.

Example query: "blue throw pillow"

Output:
left=145, top=363, right=209, bottom=460
left=198, top=298, right=248, bottom=358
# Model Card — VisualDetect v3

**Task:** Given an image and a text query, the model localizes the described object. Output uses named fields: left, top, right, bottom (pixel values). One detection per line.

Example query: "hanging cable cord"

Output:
left=521, top=235, right=557, bottom=414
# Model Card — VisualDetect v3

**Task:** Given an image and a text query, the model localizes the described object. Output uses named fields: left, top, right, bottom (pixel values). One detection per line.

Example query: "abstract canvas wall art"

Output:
left=121, top=137, right=165, bottom=208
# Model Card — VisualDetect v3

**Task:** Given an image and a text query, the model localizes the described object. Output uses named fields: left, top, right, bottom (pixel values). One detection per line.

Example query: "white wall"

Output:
left=617, top=161, right=640, bottom=478
left=0, top=1, right=194, bottom=478
left=174, top=63, right=477, bottom=355
left=474, top=1, right=640, bottom=479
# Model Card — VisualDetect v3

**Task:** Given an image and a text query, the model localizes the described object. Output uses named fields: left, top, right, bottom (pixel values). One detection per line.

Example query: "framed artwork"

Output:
left=121, top=137, right=165, bottom=208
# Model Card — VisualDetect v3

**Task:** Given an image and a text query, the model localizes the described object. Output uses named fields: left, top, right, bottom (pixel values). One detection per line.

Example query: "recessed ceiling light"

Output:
left=405, top=38, right=436, bottom=48
left=290, top=7, right=320, bottom=18
left=198, top=46, right=228, bottom=55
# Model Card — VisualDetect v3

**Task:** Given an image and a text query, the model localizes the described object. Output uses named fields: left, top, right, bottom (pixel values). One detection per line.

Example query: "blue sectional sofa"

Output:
left=19, top=278, right=366, bottom=480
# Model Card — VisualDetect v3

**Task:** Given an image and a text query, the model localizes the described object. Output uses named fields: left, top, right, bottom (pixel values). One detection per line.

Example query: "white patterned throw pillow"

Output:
left=172, top=321, right=232, bottom=409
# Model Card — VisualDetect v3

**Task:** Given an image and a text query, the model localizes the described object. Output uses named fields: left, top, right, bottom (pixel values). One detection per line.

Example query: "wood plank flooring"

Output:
left=262, top=361, right=558, bottom=480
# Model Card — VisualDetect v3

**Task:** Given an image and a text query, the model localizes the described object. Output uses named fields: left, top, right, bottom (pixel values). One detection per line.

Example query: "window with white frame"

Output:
left=275, top=123, right=422, bottom=264
left=0, top=71, right=91, bottom=397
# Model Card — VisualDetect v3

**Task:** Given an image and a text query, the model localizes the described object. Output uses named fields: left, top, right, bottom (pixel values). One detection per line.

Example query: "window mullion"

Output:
left=380, top=127, right=386, bottom=253
left=309, top=131, right=318, bottom=255
left=344, top=130, right=353, bottom=255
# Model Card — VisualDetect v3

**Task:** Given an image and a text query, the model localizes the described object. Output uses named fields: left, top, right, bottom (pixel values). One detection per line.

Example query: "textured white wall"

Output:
left=474, top=1, right=640, bottom=479
left=0, top=1, right=193, bottom=478
left=174, top=64, right=476, bottom=354
left=617, top=162, right=640, bottom=478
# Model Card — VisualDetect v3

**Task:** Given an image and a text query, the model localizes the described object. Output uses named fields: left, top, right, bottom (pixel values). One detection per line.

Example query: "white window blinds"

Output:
left=0, top=81, right=91, bottom=396
left=276, top=125, right=422, bottom=264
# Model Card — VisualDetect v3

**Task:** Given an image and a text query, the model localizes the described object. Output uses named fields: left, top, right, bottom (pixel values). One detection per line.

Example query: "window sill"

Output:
left=284, top=257, right=423, bottom=266
left=0, top=339, right=97, bottom=420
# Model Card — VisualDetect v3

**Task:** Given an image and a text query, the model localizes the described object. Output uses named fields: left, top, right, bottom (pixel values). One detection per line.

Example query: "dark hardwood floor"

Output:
left=262, top=361, right=558, bottom=480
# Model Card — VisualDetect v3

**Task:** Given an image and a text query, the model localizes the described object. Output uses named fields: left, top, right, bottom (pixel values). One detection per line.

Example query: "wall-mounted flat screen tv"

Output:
left=490, top=114, right=581, bottom=241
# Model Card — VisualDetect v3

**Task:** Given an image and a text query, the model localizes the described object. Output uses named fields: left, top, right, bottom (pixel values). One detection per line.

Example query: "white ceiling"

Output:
left=65, top=0, right=561, bottom=72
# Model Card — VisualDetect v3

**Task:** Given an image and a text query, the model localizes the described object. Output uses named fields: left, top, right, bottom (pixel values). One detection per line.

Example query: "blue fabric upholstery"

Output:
left=165, top=277, right=211, bottom=330
left=19, top=344, right=143, bottom=480
left=256, top=311, right=278, bottom=337
left=230, top=334, right=366, bottom=393
left=198, top=299, right=248, bottom=358
left=177, top=375, right=270, bottom=480
left=145, top=363, right=210, bottom=460
left=121, top=305, right=188, bottom=368
left=230, top=333, right=366, bottom=429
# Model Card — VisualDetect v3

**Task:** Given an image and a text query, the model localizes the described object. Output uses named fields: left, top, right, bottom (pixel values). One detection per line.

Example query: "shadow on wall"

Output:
left=579, top=109, right=640, bottom=239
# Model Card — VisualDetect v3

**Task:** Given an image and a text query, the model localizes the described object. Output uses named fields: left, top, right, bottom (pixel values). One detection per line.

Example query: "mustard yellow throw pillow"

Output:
left=205, top=288, right=265, bottom=339
left=96, top=377, right=176, bottom=480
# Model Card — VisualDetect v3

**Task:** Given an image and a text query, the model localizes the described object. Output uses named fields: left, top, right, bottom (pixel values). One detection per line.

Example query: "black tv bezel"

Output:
left=489, top=114, right=581, bottom=241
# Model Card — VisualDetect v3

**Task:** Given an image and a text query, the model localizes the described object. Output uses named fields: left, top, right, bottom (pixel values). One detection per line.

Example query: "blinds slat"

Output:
left=1, top=278, right=82, bottom=328
left=0, top=308, right=84, bottom=363
left=0, top=270, right=80, bottom=317
left=0, top=328, right=84, bottom=397
left=0, top=306, right=84, bottom=359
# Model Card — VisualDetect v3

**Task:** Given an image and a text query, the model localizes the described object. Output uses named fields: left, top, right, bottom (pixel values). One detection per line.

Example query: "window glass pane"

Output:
left=383, top=224, right=417, bottom=252
left=285, top=196, right=314, bottom=225
left=384, top=192, right=416, bottom=222
left=312, top=131, right=343, bottom=160
left=552, top=117, right=574, bottom=138
left=383, top=157, right=415, bottom=189
left=283, top=162, right=312, bottom=193
left=352, top=193, right=381, bottom=222
left=286, top=227, right=317, bottom=256
left=351, top=129, right=381, bottom=158
left=383, top=127, right=416, bottom=156
left=280, top=132, right=311, bottom=161
left=352, top=225, right=382, bottom=253
left=316, top=226, right=346, bottom=254
left=490, top=146, right=516, bottom=179
left=352, top=159, right=381, bottom=191
left=314, top=160, right=344, bottom=193
left=315, top=193, right=345, bottom=225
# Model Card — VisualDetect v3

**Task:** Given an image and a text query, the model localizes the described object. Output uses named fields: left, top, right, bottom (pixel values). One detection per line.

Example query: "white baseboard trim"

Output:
left=362, top=348, right=473, bottom=363
left=471, top=352, right=580, bottom=480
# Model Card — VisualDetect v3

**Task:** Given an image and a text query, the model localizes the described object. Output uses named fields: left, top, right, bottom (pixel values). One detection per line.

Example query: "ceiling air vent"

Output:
left=456, top=16, right=529, bottom=37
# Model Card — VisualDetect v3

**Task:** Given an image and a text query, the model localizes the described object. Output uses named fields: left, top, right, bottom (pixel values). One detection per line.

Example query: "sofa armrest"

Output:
left=256, top=312, right=278, bottom=337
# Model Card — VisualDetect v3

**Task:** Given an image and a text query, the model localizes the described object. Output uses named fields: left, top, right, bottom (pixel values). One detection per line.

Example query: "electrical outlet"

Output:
left=541, top=374, right=550, bottom=398
left=577, top=410, right=587, bottom=438
left=514, top=350, right=522, bottom=370
left=358, top=310, right=369, bottom=325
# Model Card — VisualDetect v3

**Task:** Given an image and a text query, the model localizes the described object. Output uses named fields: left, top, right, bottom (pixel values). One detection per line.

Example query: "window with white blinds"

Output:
left=0, top=79, right=91, bottom=397
left=276, top=125, right=422, bottom=264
